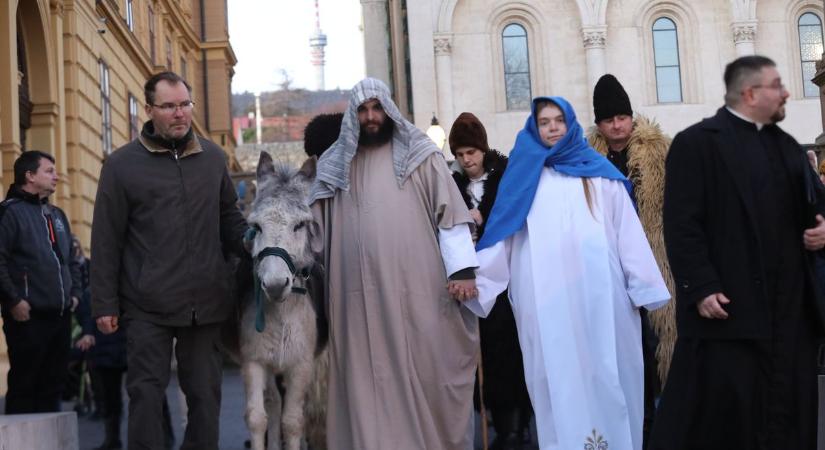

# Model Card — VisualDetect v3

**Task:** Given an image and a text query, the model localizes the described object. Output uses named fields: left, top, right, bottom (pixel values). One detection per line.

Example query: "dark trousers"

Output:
left=3, top=313, right=71, bottom=414
left=94, top=366, right=125, bottom=419
left=125, top=318, right=223, bottom=450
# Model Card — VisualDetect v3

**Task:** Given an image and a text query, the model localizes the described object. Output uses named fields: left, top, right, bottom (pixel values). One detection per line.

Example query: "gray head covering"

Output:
left=308, top=78, right=441, bottom=204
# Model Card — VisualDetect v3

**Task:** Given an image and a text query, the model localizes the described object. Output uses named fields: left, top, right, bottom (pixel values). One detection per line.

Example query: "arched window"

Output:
left=799, top=12, right=824, bottom=98
left=652, top=17, right=682, bottom=103
left=502, top=23, right=531, bottom=110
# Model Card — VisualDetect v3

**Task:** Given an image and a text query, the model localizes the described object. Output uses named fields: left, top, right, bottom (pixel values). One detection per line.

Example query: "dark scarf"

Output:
left=140, top=120, right=194, bottom=151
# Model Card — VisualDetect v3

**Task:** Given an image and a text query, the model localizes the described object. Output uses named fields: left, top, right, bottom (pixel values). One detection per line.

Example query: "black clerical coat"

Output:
left=663, top=107, right=825, bottom=339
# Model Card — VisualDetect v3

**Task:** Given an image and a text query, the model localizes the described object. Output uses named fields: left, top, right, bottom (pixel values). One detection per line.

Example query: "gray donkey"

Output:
left=225, top=151, right=328, bottom=450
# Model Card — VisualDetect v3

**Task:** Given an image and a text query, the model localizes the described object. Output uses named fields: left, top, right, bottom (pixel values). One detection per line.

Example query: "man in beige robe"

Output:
left=309, top=78, right=480, bottom=450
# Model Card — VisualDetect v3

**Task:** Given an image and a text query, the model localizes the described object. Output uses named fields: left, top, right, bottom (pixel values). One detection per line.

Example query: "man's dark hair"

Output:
left=304, top=113, right=344, bottom=157
left=358, top=114, right=395, bottom=148
left=723, top=55, right=776, bottom=106
left=14, top=150, right=55, bottom=186
left=144, top=71, right=192, bottom=106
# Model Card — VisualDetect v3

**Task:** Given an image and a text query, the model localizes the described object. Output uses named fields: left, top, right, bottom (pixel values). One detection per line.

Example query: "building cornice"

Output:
left=202, top=40, right=238, bottom=66
left=158, top=0, right=200, bottom=51
left=96, top=0, right=154, bottom=77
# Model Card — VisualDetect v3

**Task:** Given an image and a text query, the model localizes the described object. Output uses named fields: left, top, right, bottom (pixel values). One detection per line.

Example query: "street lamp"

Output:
left=426, top=113, right=451, bottom=160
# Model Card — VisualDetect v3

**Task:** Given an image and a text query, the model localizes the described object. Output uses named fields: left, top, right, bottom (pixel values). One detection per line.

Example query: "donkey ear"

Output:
left=256, top=151, right=275, bottom=180
left=297, top=156, right=317, bottom=180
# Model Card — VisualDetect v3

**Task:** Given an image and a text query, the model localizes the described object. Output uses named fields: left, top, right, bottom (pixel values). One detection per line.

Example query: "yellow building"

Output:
left=0, top=0, right=238, bottom=396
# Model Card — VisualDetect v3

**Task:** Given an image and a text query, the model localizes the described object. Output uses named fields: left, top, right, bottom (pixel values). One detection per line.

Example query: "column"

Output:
left=732, top=21, right=757, bottom=57
left=583, top=27, right=607, bottom=92
left=360, top=0, right=392, bottom=86
left=434, top=35, right=454, bottom=131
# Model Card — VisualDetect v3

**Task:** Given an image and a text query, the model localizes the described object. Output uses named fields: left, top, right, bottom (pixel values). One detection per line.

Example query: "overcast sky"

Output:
left=228, top=0, right=366, bottom=93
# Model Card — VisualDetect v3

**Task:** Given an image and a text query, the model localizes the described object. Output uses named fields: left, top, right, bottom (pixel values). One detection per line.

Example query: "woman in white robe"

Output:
left=465, top=97, right=670, bottom=450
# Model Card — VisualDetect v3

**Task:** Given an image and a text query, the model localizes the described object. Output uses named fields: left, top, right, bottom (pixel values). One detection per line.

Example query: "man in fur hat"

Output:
left=449, top=113, right=533, bottom=449
left=587, top=74, right=674, bottom=447
left=310, top=78, right=480, bottom=450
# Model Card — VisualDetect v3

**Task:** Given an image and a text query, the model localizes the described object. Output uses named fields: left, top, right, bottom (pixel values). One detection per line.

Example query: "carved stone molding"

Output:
left=582, top=29, right=607, bottom=49
left=49, top=0, right=65, bottom=16
left=732, top=23, right=757, bottom=43
left=434, top=37, right=452, bottom=56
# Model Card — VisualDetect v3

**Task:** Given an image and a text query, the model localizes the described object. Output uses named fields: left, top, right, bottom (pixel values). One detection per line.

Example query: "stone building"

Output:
left=362, top=0, right=825, bottom=151
left=0, top=0, right=236, bottom=395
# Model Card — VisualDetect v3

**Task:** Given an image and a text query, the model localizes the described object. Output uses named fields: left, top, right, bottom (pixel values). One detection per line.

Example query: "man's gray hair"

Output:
left=723, top=55, right=776, bottom=107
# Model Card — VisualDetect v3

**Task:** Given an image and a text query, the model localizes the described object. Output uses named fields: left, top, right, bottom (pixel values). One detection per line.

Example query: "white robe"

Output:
left=465, top=167, right=670, bottom=450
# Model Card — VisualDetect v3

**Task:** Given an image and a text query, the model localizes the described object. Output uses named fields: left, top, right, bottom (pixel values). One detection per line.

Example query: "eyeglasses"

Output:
left=749, top=83, right=786, bottom=92
left=150, top=101, right=195, bottom=113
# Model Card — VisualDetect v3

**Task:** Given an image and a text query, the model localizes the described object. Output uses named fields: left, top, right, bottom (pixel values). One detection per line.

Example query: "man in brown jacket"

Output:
left=91, top=71, right=247, bottom=450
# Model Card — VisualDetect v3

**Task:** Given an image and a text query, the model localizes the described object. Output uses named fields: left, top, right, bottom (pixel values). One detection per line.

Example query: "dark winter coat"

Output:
left=663, top=107, right=825, bottom=339
left=91, top=121, right=248, bottom=327
left=0, top=185, right=81, bottom=316
left=451, top=150, right=508, bottom=239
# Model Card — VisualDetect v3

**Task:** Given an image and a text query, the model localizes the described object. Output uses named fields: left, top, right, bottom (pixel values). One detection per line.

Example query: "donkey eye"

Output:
left=293, top=222, right=306, bottom=232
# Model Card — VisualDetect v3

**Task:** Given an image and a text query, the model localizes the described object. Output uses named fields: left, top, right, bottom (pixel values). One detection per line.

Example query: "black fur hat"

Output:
left=593, top=74, right=633, bottom=123
left=304, top=113, right=344, bottom=158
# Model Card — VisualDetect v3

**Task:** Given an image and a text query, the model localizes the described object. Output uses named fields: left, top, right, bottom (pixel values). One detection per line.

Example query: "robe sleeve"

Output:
left=606, top=179, right=671, bottom=311
left=417, top=153, right=474, bottom=229
left=438, top=224, right=478, bottom=278
left=463, top=240, right=510, bottom=318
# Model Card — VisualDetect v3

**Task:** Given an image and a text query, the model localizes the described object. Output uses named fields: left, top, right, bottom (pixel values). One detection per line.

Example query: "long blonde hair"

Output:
left=534, top=100, right=595, bottom=214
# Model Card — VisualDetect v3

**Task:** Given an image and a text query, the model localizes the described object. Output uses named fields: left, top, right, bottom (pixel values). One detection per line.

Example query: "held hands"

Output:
left=10, top=299, right=31, bottom=322
left=469, top=209, right=484, bottom=226
left=96, top=315, right=119, bottom=334
left=698, top=293, right=731, bottom=319
left=448, top=279, right=478, bottom=302
left=803, top=214, right=825, bottom=251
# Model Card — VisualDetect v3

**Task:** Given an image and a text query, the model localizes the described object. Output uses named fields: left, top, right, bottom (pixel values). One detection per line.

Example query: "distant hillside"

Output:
left=232, top=89, right=349, bottom=118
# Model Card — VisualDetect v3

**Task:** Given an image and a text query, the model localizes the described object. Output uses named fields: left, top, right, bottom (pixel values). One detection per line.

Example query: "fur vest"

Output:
left=588, top=116, right=676, bottom=385
left=452, top=150, right=508, bottom=239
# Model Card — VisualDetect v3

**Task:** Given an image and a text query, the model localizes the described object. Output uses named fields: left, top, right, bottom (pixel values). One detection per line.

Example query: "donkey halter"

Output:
left=246, top=227, right=311, bottom=333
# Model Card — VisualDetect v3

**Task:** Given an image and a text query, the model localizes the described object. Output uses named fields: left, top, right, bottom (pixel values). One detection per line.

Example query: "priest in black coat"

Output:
left=650, top=55, right=825, bottom=450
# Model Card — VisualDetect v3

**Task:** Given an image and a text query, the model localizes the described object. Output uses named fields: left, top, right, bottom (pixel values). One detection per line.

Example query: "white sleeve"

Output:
left=607, top=180, right=671, bottom=311
left=463, top=240, right=510, bottom=318
left=438, top=223, right=479, bottom=277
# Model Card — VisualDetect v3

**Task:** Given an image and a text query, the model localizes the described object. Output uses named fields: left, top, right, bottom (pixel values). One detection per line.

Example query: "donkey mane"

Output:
left=255, top=163, right=308, bottom=208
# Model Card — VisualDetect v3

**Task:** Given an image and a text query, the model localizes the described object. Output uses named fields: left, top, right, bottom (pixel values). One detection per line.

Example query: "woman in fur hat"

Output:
left=449, top=112, right=533, bottom=450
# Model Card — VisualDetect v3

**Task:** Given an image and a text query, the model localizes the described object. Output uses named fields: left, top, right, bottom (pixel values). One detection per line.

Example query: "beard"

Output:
left=770, top=106, right=786, bottom=124
left=358, top=117, right=395, bottom=148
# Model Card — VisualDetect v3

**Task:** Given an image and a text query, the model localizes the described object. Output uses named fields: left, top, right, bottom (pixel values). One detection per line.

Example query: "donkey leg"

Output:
left=242, top=362, right=269, bottom=450
left=265, top=375, right=283, bottom=450
left=281, top=363, right=314, bottom=450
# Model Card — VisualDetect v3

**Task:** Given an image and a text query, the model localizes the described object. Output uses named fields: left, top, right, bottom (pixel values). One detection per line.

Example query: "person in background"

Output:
left=449, top=112, right=533, bottom=449
left=0, top=150, right=82, bottom=414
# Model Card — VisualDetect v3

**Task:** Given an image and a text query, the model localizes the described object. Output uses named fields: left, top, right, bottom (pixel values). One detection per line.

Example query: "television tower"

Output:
left=309, top=0, right=327, bottom=91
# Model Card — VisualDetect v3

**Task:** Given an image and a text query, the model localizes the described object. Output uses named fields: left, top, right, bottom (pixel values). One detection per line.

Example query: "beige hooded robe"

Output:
left=310, top=78, right=479, bottom=450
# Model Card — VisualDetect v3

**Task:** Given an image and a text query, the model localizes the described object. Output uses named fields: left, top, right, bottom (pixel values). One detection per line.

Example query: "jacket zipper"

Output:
left=41, top=212, right=66, bottom=315
left=23, top=271, right=28, bottom=298
left=171, top=147, right=197, bottom=325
